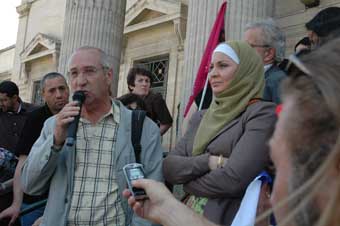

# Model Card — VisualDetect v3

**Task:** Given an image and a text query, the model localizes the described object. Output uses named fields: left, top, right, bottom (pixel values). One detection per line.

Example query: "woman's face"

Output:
left=131, top=74, right=151, bottom=97
left=208, top=52, right=238, bottom=95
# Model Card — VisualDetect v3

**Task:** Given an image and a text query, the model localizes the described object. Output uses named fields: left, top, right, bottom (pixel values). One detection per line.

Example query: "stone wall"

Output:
left=12, top=0, right=66, bottom=102
left=275, top=0, right=340, bottom=55
left=0, top=46, right=15, bottom=81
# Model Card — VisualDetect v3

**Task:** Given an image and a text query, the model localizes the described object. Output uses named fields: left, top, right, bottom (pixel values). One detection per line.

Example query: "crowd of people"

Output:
left=0, top=5, right=340, bottom=226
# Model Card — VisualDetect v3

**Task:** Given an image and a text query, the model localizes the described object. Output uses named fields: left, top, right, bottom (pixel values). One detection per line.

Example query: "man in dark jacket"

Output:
left=0, top=81, right=36, bottom=226
left=0, top=81, right=36, bottom=152
left=0, top=73, right=69, bottom=226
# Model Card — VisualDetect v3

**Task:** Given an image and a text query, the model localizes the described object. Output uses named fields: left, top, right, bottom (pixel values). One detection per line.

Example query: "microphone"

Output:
left=65, top=91, right=86, bottom=146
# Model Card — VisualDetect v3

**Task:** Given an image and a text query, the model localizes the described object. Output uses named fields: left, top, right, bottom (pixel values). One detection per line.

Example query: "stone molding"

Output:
left=20, top=33, right=60, bottom=63
left=124, top=0, right=186, bottom=50
left=19, top=33, right=61, bottom=82
left=125, top=0, right=180, bottom=26
left=16, top=2, right=32, bottom=18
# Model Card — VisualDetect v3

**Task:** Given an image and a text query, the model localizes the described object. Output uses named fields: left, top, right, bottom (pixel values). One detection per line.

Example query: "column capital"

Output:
left=16, top=2, right=32, bottom=18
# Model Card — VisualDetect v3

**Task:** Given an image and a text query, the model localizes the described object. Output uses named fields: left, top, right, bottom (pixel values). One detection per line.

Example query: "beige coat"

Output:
left=163, top=101, right=277, bottom=225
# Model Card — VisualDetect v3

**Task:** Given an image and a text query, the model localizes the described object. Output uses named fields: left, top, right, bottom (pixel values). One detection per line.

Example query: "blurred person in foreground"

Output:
left=0, top=72, right=69, bottom=226
left=124, top=38, right=340, bottom=226
left=163, top=41, right=276, bottom=225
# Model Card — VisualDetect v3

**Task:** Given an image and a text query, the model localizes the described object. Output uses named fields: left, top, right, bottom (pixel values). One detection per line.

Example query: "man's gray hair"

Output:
left=40, top=72, right=67, bottom=91
left=67, top=46, right=112, bottom=72
left=246, top=18, right=286, bottom=62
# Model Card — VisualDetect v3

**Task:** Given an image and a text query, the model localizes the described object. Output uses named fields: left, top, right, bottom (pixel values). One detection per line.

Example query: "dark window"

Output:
left=32, top=80, right=43, bottom=105
left=134, top=55, right=169, bottom=97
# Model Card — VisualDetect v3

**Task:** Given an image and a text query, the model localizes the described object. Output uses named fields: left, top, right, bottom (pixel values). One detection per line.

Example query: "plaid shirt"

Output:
left=67, top=102, right=125, bottom=226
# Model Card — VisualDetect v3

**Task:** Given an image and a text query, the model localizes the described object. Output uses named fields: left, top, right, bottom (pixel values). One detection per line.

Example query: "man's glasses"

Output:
left=249, top=43, right=271, bottom=48
left=285, top=54, right=311, bottom=76
left=284, top=53, right=324, bottom=96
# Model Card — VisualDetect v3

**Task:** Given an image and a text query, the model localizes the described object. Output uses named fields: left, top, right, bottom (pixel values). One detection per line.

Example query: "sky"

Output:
left=0, top=0, right=21, bottom=49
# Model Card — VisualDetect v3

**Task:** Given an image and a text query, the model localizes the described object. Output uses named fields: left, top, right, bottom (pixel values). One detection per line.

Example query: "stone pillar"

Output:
left=58, top=0, right=126, bottom=96
left=225, top=0, right=274, bottom=40
left=179, top=0, right=224, bottom=133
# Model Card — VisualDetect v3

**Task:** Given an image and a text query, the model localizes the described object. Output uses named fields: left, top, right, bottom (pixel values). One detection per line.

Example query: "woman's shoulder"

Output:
left=244, top=100, right=277, bottom=117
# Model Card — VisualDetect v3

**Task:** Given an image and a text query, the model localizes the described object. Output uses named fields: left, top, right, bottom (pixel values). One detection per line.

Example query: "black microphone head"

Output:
left=72, top=91, right=86, bottom=104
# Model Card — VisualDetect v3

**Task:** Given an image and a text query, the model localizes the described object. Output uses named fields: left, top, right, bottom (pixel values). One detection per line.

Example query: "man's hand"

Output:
left=32, top=216, right=43, bottom=226
left=122, top=179, right=175, bottom=224
left=0, top=204, right=20, bottom=226
left=123, top=179, right=220, bottom=226
left=54, top=101, right=80, bottom=146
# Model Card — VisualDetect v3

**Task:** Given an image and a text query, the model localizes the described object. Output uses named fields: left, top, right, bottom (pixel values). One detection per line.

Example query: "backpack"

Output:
left=0, top=147, right=18, bottom=183
left=131, top=110, right=146, bottom=163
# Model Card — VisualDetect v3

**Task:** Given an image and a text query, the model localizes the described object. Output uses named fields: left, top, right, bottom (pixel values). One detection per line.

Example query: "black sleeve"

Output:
left=152, top=93, right=173, bottom=125
left=16, top=112, right=45, bottom=156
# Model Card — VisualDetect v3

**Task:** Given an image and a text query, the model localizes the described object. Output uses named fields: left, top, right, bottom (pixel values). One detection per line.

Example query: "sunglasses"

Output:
left=285, top=54, right=311, bottom=75
left=285, top=54, right=324, bottom=96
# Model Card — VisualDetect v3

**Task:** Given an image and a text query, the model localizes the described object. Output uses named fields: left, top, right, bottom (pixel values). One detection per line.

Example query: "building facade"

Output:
left=1, top=0, right=340, bottom=149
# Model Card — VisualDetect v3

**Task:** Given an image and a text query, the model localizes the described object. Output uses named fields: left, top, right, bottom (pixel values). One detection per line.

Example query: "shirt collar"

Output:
left=264, top=64, right=273, bottom=72
left=80, top=99, right=120, bottom=124
left=16, top=103, right=22, bottom=113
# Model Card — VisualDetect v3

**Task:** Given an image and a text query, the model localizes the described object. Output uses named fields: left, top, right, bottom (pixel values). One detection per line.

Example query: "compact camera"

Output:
left=123, top=163, right=147, bottom=200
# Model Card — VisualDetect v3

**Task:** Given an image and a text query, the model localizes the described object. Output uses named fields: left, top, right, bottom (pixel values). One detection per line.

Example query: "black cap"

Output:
left=306, top=7, right=340, bottom=37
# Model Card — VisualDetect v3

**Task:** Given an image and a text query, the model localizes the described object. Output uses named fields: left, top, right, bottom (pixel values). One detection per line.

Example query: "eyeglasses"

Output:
left=285, top=54, right=324, bottom=96
left=68, top=66, right=108, bottom=79
left=249, top=43, right=271, bottom=48
left=285, top=54, right=311, bottom=76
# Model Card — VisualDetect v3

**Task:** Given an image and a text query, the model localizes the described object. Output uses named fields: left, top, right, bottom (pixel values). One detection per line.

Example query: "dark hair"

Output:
left=40, top=72, right=66, bottom=90
left=127, top=66, right=153, bottom=92
left=294, top=37, right=311, bottom=52
left=306, top=7, right=340, bottom=37
left=0, top=81, right=19, bottom=97
left=117, top=93, right=146, bottom=111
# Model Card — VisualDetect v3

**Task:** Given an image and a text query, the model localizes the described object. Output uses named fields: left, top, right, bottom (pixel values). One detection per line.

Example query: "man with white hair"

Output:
left=244, top=18, right=287, bottom=104
left=21, top=46, right=163, bottom=226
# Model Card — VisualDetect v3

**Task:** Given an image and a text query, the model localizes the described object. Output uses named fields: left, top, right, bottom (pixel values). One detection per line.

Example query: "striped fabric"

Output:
left=67, top=102, right=125, bottom=226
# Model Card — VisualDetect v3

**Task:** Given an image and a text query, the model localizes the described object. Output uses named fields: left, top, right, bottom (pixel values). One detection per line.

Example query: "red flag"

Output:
left=183, top=1, right=227, bottom=117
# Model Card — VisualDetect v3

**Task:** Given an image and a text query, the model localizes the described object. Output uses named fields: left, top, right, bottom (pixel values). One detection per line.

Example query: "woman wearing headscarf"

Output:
left=163, top=41, right=277, bottom=225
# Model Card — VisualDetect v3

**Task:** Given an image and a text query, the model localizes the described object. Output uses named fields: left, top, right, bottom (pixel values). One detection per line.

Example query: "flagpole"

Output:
left=198, top=73, right=210, bottom=111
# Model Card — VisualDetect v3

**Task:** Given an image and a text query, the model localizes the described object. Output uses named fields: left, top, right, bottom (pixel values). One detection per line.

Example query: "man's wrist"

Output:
left=11, top=201, right=21, bottom=209
left=51, top=141, right=63, bottom=152
left=160, top=197, right=182, bottom=225
left=52, top=136, right=64, bottom=151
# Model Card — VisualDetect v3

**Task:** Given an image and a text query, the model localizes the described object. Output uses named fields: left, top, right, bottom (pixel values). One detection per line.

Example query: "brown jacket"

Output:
left=163, top=101, right=277, bottom=225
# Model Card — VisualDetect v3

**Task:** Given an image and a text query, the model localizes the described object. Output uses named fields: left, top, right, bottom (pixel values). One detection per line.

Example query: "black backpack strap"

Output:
left=131, top=110, right=146, bottom=163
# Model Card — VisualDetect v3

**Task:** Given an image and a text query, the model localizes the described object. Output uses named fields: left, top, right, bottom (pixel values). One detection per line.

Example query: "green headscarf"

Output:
left=192, top=41, right=265, bottom=156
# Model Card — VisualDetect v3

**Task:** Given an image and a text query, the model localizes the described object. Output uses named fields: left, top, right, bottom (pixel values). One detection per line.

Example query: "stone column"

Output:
left=225, top=0, right=274, bottom=40
left=179, top=0, right=224, bottom=133
left=12, top=1, right=32, bottom=99
left=58, top=0, right=126, bottom=96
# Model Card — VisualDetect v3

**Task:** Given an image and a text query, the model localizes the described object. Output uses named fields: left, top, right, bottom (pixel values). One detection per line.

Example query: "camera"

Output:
left=123, top=163, right=147, bottom=200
